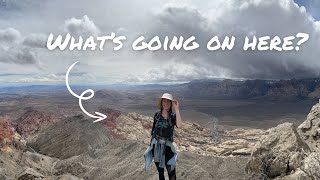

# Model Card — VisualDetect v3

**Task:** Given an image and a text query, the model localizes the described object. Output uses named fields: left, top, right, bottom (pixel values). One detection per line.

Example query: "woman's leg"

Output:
left=165, top=146, right=176, bottom=180
left=155, top=161, right=166, bottom=180
left=165, top=164, right=176, bottom=180
left=153, top=145, right=165, bottom=180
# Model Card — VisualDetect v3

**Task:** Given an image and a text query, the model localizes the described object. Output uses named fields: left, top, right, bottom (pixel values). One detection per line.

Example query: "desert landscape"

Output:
left=1, top=0, right=320, bottom=179
left=1, top=78, right=320, bottom=179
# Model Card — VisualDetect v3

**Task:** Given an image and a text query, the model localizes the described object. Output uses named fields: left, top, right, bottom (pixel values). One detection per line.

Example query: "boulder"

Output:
left=297, top=103, right=320, bottom=153
left=246, top=123, right=309, bottom=178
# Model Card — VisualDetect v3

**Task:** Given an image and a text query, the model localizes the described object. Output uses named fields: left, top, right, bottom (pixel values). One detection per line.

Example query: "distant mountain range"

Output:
left=177, top=78, right=320, bottom=100
left=2, top=78, right=320, bottom=101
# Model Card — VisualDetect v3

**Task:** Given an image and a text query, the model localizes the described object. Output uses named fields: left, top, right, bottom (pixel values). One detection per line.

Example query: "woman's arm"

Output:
left=173, top=99, right=182, bottom=128
left=151, top=112, right=158, bottom=136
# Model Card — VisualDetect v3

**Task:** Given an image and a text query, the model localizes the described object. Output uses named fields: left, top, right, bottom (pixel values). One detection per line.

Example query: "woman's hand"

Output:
left=172, top=98, right=182, bottom=128
left=172, top=99, right=179, bottom=110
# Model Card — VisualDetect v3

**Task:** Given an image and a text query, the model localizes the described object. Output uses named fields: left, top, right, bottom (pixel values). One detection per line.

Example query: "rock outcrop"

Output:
left=0, top=116, right=26, bottom=152
left=246, top=123, right=309, bottom=178
left=15, top=109, right=58, bottom=140
left=297, top=102, right=320, bottom=152
left=246, top=102, right=320, bottom=179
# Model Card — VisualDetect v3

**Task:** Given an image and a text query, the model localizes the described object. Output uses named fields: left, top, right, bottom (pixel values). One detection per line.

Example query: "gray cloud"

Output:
left=0, top=28, right=43, bottom=66
left=0, top=28, right=21, bottom=43
left=64, top=15, right=100, bottom=37
left=125, top=60, right=228, bottom=83
left=0, top=47, right=38, bottom=65
left=142, top=0, right=320, bottom=80
left=22, top=33, right=47, bottom=48
left=0, top=0, right=320, bottom=84
left=10, top=72, right=96, bottom=83
left=0, top=73, right=33, bottom=77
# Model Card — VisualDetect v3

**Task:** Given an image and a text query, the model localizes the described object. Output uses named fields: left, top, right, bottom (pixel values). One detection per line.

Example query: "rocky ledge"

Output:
left=246, top=103, right=320, bottom=179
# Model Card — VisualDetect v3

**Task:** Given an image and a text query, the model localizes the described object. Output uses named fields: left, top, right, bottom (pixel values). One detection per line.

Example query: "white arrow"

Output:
left=65, top=61, right=107, bottom=123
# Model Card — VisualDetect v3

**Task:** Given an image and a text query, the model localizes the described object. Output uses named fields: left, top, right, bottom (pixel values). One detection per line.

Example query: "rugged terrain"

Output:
left=0, top=82, right=317, bottom=130
left=0, top=109, right=252, bottom=179
left=1, top=79, right=320, bottom=179
left=1, top=100, right=320, bottom=179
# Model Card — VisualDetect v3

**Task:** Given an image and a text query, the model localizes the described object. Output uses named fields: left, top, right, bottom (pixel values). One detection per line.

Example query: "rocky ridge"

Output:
left=107, top=111, right=265, bottom=156
left=15, top=109, right=58, bottom=140
left=0, top=110, right=249, bottom=180
left=1, top=102, right=320, bottom=179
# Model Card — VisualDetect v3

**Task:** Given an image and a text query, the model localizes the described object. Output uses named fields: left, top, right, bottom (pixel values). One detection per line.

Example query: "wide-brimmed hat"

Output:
left=157, top=93, right=173, bottom=108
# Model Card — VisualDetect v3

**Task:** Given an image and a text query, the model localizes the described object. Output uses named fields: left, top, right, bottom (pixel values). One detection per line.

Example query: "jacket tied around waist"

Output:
left=143, top=137, right=178, bottom=171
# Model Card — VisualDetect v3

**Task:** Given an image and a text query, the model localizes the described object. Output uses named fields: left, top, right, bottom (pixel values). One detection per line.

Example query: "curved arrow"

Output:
left=65, top=61, right=107, bottom=123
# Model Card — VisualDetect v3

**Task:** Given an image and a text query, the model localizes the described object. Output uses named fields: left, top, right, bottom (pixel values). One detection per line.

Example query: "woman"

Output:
left=144, top=93, right=182, bottom=180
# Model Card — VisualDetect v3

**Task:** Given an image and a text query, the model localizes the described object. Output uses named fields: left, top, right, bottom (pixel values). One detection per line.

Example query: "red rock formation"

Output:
left=98, top=107, right=122, bottom=139
left=0, top=117, right=14, bottom=148
left=16, top=109, right=57, bottom=138
left=0, top=116, right=26, bottom=152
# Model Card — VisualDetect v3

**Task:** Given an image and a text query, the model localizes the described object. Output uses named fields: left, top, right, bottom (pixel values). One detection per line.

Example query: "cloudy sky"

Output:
left=0, top=0, right=319, bottom=85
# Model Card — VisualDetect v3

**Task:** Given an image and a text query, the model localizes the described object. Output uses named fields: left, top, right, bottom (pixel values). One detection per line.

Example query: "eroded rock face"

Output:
left=16, top=109, right=58, bottom=140
left=0, top=116, right=14, bottom=151
left=246, top=123, right=310, bottom=178
left=0, top=116, right=26, bottom=152
left=256, top=123, right=309, bottom=154
left=246, top=102, right=320, bottom=179
left=297, top=103, right=320, bottom=152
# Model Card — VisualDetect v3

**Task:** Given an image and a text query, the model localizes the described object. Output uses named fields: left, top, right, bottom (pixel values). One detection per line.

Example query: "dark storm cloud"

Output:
left=1, top=0, right=320, bottom=84
left=144, top=1, right=320, bottom=80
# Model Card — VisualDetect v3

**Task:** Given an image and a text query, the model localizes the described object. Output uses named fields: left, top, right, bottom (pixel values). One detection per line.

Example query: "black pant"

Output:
left=152, top=144, right=176, bottom=180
